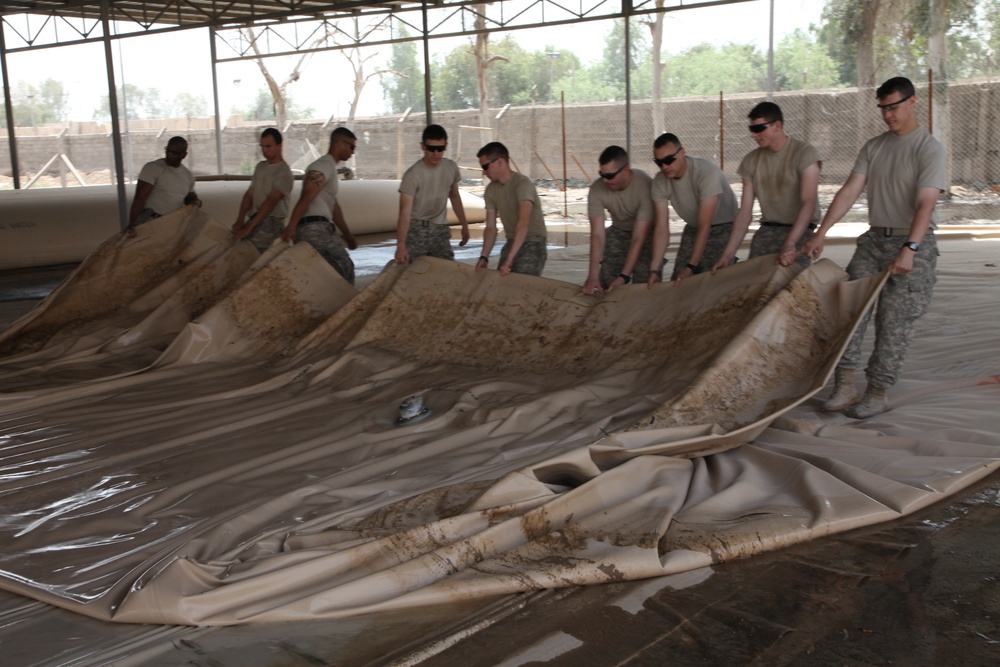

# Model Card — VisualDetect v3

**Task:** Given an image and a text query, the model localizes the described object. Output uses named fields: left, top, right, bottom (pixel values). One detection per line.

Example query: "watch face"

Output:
left=904, top=242, right=919, bottom=251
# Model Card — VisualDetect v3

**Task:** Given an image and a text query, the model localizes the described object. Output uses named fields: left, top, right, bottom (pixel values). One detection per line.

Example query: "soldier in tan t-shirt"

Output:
left=804, top=76, right=946, bottom=420
left=395, top=124, right=470, bottom=264
left=713, top=102, right=821, bottom=272
left=232, top=128, right=295, bottom=252
left=583, top=146, right=656, bottom=294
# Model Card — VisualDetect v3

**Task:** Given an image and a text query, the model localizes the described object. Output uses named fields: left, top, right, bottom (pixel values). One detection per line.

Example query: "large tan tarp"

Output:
left=0, top=211, right=997, bottom=626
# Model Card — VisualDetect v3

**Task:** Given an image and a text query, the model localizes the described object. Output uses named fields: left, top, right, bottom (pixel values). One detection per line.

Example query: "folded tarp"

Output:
left=1, top=215, right=995, bottom=625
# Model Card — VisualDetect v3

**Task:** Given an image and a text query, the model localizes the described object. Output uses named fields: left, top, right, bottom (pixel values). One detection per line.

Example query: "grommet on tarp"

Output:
left=396, top=395, right=431, bottom=426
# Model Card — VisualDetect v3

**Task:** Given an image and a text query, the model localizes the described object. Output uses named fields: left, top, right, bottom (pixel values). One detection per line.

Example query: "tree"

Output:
left=243, top=26, right=322, bottom=127
left=601, top=18, right=650, bottom=100
left=5, top=78, right=69, bottom=127
left=94, top=84, right=171, bottom=121
left=242, top=89, right=314, bottom=121
left=336, top=17, right=405, bottom=120
left=665, top=43, right=766, bottom=97
left=773, top=29, right=843, bottom=90
left=173, top=92, right=208, bottom=118
left=382, top=25, right=425, bottom=113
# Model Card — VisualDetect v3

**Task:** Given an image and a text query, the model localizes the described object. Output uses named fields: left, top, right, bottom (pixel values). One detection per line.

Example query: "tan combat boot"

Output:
left=843, top=386, right=890, bottom=419
left=822, top=367, right=860, bottom=412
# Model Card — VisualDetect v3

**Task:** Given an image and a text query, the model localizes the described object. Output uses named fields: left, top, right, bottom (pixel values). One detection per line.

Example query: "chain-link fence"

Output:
left=3, top=78, right=998, bottom=226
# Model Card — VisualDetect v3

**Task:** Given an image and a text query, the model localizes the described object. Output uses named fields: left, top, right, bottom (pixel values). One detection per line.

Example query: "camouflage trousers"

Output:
left=499, top=238, right=547, bottom=276
left=296, top=218, right=356, bottom=285
left=246, top=216, right=285, bottom=253
left=406, top=221, right=454, bottom=261
left=599, top=225, right=653, bottom=287
left=838, top=230, right=938, bottom=388
left=671, top=222, right=733, bottom=281
left=750, top=223, right=814, bottom=267
left=134, top=208, right=161, bottom=226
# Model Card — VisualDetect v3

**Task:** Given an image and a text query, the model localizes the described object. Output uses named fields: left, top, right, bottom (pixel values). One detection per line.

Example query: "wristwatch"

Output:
left=618, top=273, right=632, bottom=284
left=902, top=241, right=920, bottom=252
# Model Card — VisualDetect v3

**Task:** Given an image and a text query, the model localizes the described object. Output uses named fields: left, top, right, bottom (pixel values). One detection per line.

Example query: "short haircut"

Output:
left=598, top=145, right=628, bottom=166
left=261, top=127, right=283, bottom=144
left=876, top=77, right=915, bottom=101
left=653, top=133, right=681, bottom=150
left=422, top=124, right=448, bottom=143
left=329, top=126, right=357, bottom=147
left=167, top=136, right=188, bottom=148
left=748, top=101, right=783, bottom=124
left=477, top=141, right=509, bottom=162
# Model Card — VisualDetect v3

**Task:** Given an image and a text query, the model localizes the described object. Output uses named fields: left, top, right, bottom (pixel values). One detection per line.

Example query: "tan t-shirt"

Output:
left=852, top=127, right=946, bottom=229
left=137, top=158, right=195, bottom=216
left=399, top=158, right=461, bottom=225
left=650, top=156, right=737, bottom=226
left=587, top=169, right=655, bottom=233
left=250, top=159, right=294, bottom=220
left=304, top=154, right=339, bottom=219
left=484, top=171, right=547, bottom=241
left=737, top=137, right=820, bottom=226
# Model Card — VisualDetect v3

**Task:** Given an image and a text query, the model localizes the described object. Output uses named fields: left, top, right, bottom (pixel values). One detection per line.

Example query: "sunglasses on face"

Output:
left=340, top=140, right=356, bottom=151
left=164, top=147, right=185, bottom=156
left=599, top=164, right=626, bottom=180
left=480, top=157, right=500, bottom=172
left=653, top=147, right=682, bottom=168
left=748, top=120, right=776, bottom=134
left=423, top=144, right=447, bottom=153
left=877, top=94, right=913, bottom=112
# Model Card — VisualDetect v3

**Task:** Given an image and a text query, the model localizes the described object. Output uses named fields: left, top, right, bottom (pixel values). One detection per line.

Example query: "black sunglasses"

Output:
left=599, top=164, right=626, bottom=180
left=424, top=144, right=447, bottom=153
left=748, top=120, right=776, bottom=134
left=653, top=147, right=682, bottom=168
left=480, top=157, right=500, bottom=172
left=877, top=94, right=913, bottom=111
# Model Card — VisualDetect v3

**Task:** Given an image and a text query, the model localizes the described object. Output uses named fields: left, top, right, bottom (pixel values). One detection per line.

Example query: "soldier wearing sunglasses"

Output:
left=803, top=76, right=946, bottom=419
left=476, top=142, right=547, bottom=277
left=125, top=136, right=199, bottom=236
left=712, top=102, right=821, bottom=273
left=582, top=146, right=656, bottom=295
left=648, top=133, right=738, bottom=285
left=395, top=124, right=470, bottom=265
left=282, top=126, right=359, bottom=284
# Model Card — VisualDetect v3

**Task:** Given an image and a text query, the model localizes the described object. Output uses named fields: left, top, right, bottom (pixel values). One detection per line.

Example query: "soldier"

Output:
left=803, top=77, right=946, bottom=419
left=647, top=133, right=738, bottom=285
left=126, top=136, right=198, bottom=235
left=232, top=128, right=294, bottom=252
left=394, top=124, right=470, bottom=264
left=582, top=146, right=656, bottom=295
left=713, top=102, right=821, bottom=271
left=282, top=127, right=358, bottom=284
left=476, top=142, right=547, bottom=277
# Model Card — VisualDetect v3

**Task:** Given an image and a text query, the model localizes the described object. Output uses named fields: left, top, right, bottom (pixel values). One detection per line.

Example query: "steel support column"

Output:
left=0, top=25, right=20, bottom=189
left=100, top=0, right=129, bottom=230
left=624, top=0, right=632, bottom=156
left=209, top=27, right=225, bottom=174
left=422, top=1, right=432, bottom=123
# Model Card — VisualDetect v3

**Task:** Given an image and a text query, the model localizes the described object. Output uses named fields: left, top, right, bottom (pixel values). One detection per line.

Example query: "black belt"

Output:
left=870, top=226, right=912, bottom=237
left=300, top=215, right=330, bottom=225
left=760, top=221, right=817, bottom=230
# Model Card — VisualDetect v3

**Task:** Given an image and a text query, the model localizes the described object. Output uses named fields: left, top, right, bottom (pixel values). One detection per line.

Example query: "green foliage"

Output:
left=383, top=25, right=426, bottom=113
left=602, top=18, right=651, bottom=100
left=94, top=85, right=209, bottom=121
left=664, top=43, right=766, bottom=97
left=3, top=78, right=69, bottom=127
left=817, top=0, right=998, bottom=84
left=773, top=29, right=843, bottom=90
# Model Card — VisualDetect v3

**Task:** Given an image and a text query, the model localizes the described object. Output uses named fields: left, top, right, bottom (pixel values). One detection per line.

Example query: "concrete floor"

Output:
left=1, top=228, right=998, bottom=666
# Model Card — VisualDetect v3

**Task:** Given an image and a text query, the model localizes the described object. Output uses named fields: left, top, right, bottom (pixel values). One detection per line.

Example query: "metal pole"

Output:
left=0, top=24, right=21, bottom=189
left=766, top=0, right=774, bottom=99
left=562, top=91, right=567, bottom=217
left=928, top=68, right=934, bottom=134
left=209, top=27, right=225, bottom=174
left=100, top=0, right=129, bottom=231
left=422, top=2, right=433, bottom=124
left=624, top=1, right=632, bottom=156
left=719, top=91, right=724, bottom=170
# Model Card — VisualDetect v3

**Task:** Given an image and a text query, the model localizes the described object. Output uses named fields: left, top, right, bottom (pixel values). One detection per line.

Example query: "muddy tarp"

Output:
left=0, top=215, right=996, bottom=626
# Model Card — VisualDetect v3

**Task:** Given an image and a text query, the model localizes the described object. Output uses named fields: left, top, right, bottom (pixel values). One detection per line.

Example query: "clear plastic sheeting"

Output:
left=0, top=215, right=997, bottom=628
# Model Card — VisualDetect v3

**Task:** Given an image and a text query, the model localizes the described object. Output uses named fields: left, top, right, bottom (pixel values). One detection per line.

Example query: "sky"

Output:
left=3, top=0, right=825, bottom=124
